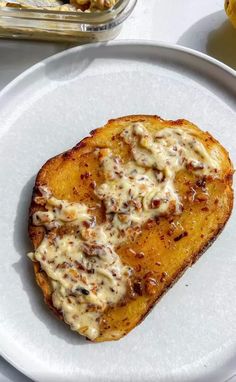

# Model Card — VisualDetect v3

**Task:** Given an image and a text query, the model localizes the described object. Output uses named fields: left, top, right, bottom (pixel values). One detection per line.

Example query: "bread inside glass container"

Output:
left=0, top=0, right=117, bottom=12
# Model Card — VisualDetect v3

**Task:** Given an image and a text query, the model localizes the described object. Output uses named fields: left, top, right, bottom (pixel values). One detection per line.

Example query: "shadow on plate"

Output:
left=178, top=10, right=236, bottom=70
left=0, top=39, right=71, bottom=89
left=43, top=41, right=175, bottom=83
left=0, top=356, right=32, bottom=382
left=44, top=42, right=111, bottom=83
left=225, top=374, right=236, bottom=382
left=12, top=176, right=87, bottom=346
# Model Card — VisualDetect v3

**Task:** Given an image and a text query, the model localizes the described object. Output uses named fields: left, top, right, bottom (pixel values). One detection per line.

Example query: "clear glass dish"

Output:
left=0, top=0, right=137, bottom=42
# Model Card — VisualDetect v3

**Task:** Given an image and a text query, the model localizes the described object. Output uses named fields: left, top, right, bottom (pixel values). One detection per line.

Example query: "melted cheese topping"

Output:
left=29, top=122, right=219, bottom=340
left=96, top=123, right=219, bottom=230
left=31, top=188, right=131, bottom=340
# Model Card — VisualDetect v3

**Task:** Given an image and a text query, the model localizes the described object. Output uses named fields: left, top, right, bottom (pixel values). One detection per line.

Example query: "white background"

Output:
left=0, top=0, right=235, bottom=381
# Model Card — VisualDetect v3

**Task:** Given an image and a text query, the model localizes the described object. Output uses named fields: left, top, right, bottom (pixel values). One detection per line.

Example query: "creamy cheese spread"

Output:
left=96, top=123, right=219, bottom=230
left=30, top=187, right=131, bottom=340
left=29, top=122, right=219, bottom=340
left=0, top=0, right=117, bottom=11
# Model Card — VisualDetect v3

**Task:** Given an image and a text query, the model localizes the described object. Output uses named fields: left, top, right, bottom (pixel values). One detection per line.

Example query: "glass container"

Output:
left=0, top=0, right=137, bottom=42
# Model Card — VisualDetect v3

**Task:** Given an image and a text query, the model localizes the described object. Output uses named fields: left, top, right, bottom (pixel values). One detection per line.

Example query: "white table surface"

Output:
left=0, top=0, right=235, bottom=381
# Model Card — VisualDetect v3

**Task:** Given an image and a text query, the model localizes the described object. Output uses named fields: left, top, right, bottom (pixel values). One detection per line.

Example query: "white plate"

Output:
left=0, top=41, right=235, bottom=382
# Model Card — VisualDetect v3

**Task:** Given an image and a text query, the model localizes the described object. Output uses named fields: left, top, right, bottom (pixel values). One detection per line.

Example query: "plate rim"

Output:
left=0, top=39, right=235, bottom=382
left=0, top=39, right=235, bottom=102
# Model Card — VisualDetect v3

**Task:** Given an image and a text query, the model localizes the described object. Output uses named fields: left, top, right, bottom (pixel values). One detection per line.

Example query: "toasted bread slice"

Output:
left=28, top=115, right=233, bottom=342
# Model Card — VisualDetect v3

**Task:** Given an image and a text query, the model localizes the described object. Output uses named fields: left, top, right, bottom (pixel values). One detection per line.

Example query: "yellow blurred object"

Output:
left=225, top=0, right=236, bottom=28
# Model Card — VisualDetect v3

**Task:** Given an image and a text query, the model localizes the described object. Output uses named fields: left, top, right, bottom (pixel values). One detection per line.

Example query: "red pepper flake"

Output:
left=174, top=231, right=188, bottom=242
left=146, top=219, right=156, bottom=229
left=80, top=172, right=91, bottom=180
left=160, top=272, right=168, bottom=282
left=89, top=181, right=97, bottom=189
left=135, top=252, right=145, bottom=259
left=72, top=187, right=79, bottom=195
left=151, top=199, right=161, bottom=209
left=135, top=264, right=142, bottom=272
left=133, top=281, right=143, bottom=296
left=201, top=207, right=209, bottom=211
left=75, top=261, right=86, bottom=271
left=144, top=271, right=155, bottom=279
left=82, top=220, right=90, bottom=228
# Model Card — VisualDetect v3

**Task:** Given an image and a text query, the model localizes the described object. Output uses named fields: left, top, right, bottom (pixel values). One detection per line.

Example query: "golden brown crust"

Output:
left=28, top=115, right=234, bottom=342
